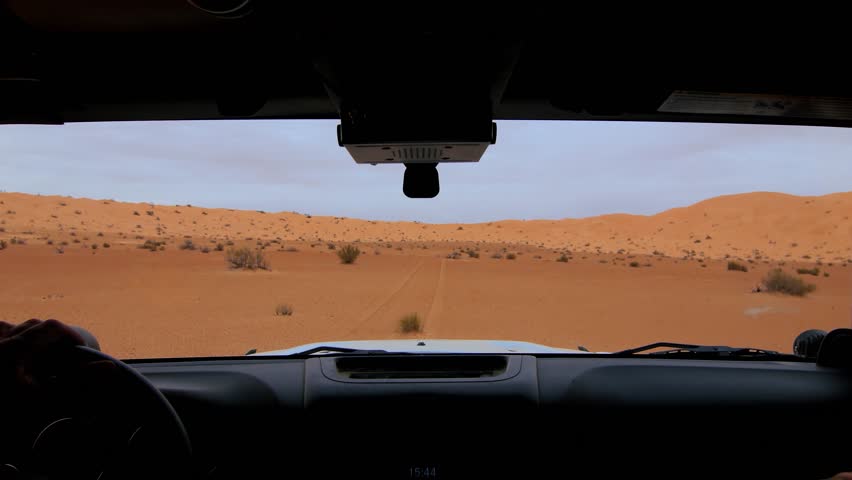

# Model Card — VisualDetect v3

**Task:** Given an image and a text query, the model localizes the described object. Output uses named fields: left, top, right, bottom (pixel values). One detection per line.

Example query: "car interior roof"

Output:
left=2, top=2, right=852, bottom=128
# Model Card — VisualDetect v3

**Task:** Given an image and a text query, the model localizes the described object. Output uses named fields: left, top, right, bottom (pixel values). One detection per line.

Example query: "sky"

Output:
left=1, top=120, right=851, bottom=223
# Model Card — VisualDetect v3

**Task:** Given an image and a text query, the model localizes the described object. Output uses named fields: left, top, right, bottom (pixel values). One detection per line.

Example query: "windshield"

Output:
left=1, top=120, right=849, bottom=358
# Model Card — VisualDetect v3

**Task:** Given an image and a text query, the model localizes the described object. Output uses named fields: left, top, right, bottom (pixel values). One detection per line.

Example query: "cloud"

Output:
left=0, top=120, right=849, bottom=222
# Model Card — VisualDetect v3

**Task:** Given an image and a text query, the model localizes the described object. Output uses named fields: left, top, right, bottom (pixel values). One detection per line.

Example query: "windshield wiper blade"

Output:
left=613, top=342, right=802, bottom=360
left=615, top=342, right=701, bottom=355
left=289, top=346, right=392, bottom=356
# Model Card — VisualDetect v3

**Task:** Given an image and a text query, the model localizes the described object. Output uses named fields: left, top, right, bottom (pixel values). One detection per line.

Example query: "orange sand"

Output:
left=0, top=191, right=850, bottom=358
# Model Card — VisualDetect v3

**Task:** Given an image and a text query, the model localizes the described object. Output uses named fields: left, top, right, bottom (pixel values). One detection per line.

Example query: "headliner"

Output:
left=1, top=3, right=849, bottom=128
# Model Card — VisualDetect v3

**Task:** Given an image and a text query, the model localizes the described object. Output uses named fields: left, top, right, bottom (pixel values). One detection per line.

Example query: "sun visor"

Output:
left=659, top=90, right=852, bottom=121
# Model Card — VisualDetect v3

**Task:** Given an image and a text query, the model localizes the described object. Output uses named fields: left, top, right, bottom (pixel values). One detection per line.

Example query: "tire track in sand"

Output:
left=345, top=258, right=427, bottom=336
left=347, top=257, right=443, bottom=338
left=423, top=258, right=447, bottom=335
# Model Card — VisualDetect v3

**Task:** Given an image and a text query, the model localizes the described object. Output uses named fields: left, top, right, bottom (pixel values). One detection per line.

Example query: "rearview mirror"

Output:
left=403, top=163, right=440, bottom=198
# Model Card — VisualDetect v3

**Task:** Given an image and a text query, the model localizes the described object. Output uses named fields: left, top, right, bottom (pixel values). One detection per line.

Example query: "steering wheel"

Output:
left=3, top=345, right=193, bottom=479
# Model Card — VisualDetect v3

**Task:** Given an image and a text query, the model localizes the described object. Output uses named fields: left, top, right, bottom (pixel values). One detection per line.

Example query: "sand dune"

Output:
left=1, top=191, right=851, bottom=261
left=0, top=191, right=850, bottom=358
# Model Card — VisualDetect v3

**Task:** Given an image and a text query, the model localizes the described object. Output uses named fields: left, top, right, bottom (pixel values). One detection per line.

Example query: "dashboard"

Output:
left=118, top=354, right=852, bottom=479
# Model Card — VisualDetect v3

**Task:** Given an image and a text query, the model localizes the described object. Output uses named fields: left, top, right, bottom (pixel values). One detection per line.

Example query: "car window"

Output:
left=0, top=120, right=849, bottom=358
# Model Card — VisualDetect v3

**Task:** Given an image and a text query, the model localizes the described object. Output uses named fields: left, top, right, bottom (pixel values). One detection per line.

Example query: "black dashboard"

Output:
left=127, top=354, right=852, bottom=479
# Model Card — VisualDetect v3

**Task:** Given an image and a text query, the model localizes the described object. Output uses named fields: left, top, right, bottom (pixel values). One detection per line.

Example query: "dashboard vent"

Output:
left=334, top=356, right=509, bottom=379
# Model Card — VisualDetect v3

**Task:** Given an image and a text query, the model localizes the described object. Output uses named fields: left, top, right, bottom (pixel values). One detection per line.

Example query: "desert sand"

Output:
left=1, top=191, right=850, bottom=358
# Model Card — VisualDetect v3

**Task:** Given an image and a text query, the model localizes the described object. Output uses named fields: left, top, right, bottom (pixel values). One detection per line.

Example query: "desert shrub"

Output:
left=226, top=247, right=270, bottom=270
left=399, top=313, right=422, bottom=333
left=139, top=239, right=164, bottom=251
left=201, top=246, right=210, bottom=253
left=727, top=261, right=748, bottom=272
left=179, top=239, right=196, bottom=250
left=102, top=243, right=110, bottom=248
left=46, top=239, right=54, bottom=245
left=337, top=244, right=361, bottom=264
left=91, top=244, right=97, bottom=250
left=763, top=269, right=816, bottom=296
left=0, top=240, right=6, bottom=250
left=491, top=253, right=503, bottom=259
left=275, top=304, right=294, bottom=316
left=796, top=267, right=820, bottom=276
left=466, top=249, right=479, bottom=258
left=629, top=261, right=640, bottom=267
left=556, top=254, right=569, bottom=263
left=824, top=272, right=831, bottom=277
left=215, top=243, right=225, bottom=251
left=146, top=210, right=154, bottom=216
left=506, top=253, right=516, bottom=260
left=327, top=243, right=336, bottom=250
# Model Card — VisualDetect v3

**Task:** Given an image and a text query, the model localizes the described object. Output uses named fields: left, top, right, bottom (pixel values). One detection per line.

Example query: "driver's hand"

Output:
left=0, top=319, right=113, bottom=408
left=0, top=318, right=85, bottom=357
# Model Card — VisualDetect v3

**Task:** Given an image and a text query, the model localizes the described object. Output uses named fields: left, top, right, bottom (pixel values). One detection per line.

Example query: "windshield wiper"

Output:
left=286, top=346, right=394, bottom=356
left=613, top=342, right=803, bottom=361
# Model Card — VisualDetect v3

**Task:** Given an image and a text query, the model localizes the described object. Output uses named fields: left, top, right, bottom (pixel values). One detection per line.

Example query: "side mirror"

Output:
left=816, top=329, right=852, bottom=368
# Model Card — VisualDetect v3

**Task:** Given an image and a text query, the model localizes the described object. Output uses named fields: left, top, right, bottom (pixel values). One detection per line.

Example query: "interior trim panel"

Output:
left=128, top=355, right=852, bottom=479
